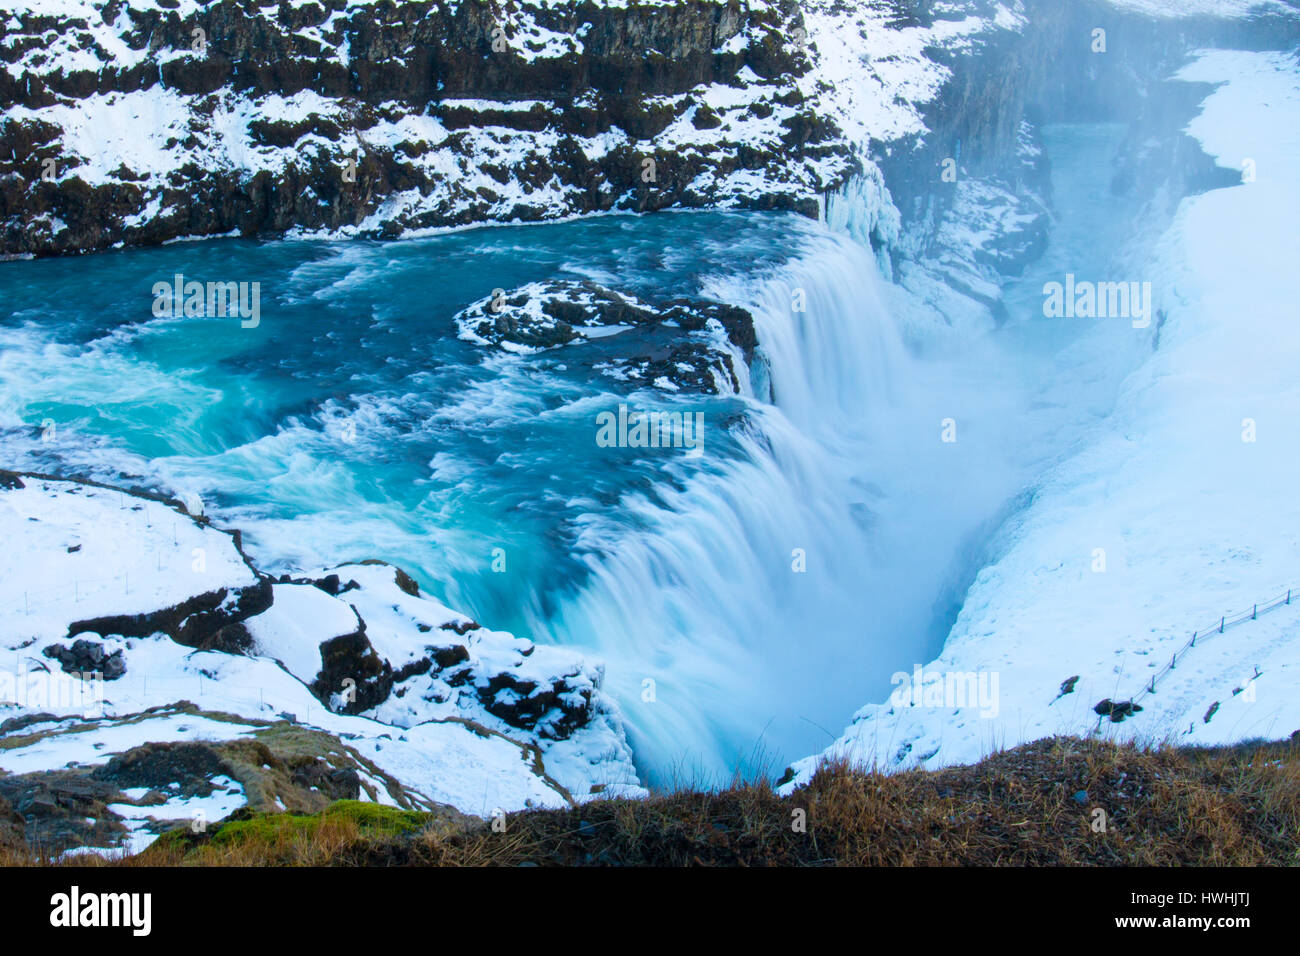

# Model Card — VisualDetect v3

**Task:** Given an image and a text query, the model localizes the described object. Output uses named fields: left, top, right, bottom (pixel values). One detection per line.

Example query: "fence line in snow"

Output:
left=1126, top=586, right=1299, bottom=708
left=3, top=514, right=201, bottom=617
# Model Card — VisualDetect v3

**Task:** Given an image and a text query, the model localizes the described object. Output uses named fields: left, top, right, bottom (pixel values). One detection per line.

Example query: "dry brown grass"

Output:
left=7, top=736, right=1299, bottom=866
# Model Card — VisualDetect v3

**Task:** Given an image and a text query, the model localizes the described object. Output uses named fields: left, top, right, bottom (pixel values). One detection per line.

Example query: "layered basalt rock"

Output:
left=306, top=616, right=392, bottom=716
left=476, top=669, right=594, bottom=741
left=68, top=577, right=274, bottom=654
left=0, top=0, right=844, bottom=257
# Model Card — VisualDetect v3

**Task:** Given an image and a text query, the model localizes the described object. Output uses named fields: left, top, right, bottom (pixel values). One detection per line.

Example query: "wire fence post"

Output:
left=1220, top=616, right=1225, bottom=634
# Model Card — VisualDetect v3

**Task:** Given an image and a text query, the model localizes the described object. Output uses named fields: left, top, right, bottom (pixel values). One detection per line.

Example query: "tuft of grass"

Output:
left=208, top=798, right=431, bottom=846
left=317, top=800, right=432, bottom=835
left=131, top=800, right=442, bottom=866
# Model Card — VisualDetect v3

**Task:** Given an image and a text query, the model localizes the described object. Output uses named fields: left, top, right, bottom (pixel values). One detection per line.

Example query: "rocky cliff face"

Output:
left=2, top=0, right=852, bottom=256
left=2, top=0, right=1064, bottom=259
left=4, top=0, right=1297, bottom=271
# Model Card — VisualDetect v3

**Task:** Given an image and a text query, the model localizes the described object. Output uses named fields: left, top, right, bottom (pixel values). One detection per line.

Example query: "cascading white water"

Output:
left=529, top=225, right=1028, bottom=786
left=534, top=121, right=1167, bottom=786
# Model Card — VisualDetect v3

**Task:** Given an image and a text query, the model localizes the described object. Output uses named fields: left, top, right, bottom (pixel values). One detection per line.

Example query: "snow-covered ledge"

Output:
left=0, top=470, right=643, bottom=855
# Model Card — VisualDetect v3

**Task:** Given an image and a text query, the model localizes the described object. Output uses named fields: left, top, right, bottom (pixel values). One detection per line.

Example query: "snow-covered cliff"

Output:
left=1, top=0, right=1033, bottom=256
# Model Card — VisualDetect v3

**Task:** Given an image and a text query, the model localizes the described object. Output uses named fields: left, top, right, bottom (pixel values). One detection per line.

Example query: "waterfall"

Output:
left=528, top=227, right=973, bottom=786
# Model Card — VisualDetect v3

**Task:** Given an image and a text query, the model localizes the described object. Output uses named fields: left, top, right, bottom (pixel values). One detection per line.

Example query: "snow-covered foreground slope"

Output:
left=784, top=49, right=1300, bottom=786
left=0, top=472, right=642, bottom=854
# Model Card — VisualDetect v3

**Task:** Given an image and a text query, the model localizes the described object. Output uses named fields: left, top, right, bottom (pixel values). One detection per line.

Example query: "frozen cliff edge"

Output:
left=0, top=470, right=643, bottom=855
